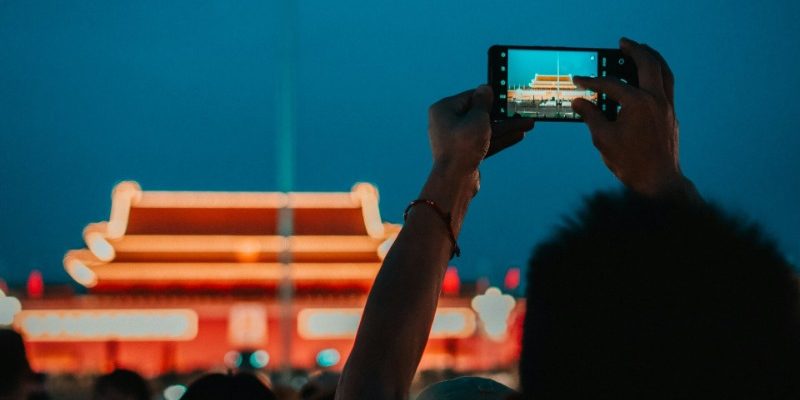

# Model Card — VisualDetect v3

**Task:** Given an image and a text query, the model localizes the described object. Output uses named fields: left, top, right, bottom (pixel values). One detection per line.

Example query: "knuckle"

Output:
left=636, top=47, right=659, bottom=68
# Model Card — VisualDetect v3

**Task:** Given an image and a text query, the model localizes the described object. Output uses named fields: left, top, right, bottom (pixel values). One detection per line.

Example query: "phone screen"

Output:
left=508, top=49, right=597, bottom=120
left=489, top=46, right=637, bottom=122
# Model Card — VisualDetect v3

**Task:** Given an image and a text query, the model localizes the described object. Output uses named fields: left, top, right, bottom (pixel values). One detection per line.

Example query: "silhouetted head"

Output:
left=182, top=372, right=276, bottom=400
left=417, top=376, right=516, bottom=400
left=0, top=329, right=32, bottom=399
left=520, top=190, right=800, bottom=398
left=93, top=369, right=150, bottom=400
left=25, top=372, right=51, bottom=400
left=299, top=371, right=339, bottom=400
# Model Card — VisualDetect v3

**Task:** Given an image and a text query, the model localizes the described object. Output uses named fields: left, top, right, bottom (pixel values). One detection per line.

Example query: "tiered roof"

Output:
left=64, top=181, right=399, bottom=292
left=530, top=74, right=578, bottom=90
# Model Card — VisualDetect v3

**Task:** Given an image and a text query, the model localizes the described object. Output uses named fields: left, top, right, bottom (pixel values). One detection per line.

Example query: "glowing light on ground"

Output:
left=471, top=287, right=516, bottom=341
left=163, top=384, right=187, bottom=400
left=316, top=348, right=341, bottom=368
left=224, top=350, right=242, bottom=368
left=249, top=350, right=270, bottom=369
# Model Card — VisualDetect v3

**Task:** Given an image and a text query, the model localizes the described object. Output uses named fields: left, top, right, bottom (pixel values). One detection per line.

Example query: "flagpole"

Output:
left=276, top=0, right=297, bottom=382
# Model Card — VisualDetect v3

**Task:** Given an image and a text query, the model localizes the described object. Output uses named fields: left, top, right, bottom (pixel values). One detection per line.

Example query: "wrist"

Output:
left=635, top=172, right=699, bottom=201
left=432, top=159, right=480, bottom=181
left=659, top=175, right=701, bottom=203
left=415, top=165, right=478, bottom=237
left=427, top=163, right=480, bottom=200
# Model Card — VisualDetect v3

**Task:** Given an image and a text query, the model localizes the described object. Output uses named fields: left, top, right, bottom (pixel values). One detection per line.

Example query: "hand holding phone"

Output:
left=570, top=38, right=689, bottom=197
left=488, top=45, right=638, bottom=122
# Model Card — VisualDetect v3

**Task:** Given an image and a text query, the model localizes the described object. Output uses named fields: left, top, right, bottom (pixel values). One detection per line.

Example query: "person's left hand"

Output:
left=428, top=85, right=534, bottom=176
left=487, top=117, right=536, bottom=158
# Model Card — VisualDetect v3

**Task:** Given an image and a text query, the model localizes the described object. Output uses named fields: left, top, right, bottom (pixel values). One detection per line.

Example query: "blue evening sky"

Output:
left=508, top=50, right=597, bottom=88
left=1, top=0, right=798, bottom=286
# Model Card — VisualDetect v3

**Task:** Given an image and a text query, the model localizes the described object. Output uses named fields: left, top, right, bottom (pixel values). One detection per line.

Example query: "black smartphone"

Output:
left=488, top=45, right=638, bottom=122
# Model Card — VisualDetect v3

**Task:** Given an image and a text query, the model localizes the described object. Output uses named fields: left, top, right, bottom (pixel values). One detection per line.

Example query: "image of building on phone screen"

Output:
left=508, top=50, right=598, bottom=119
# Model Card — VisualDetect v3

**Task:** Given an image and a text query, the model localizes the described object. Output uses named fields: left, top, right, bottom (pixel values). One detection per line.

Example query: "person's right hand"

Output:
left=572, top=37, right=690, bottom=197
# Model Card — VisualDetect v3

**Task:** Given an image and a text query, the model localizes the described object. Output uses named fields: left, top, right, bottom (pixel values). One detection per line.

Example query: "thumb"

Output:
left=468, top=85, right=493, bottom=116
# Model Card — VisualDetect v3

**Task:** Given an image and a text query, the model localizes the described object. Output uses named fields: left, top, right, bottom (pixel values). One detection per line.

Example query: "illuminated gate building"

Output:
left=508, top=74, right=597, bottom=103
left=13, top=181, right=523, bottom=376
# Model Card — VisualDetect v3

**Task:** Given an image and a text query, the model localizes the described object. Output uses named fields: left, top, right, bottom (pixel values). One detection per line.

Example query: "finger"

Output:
left=571, top=98, right=610, bottom=134
left=620, top=37, right=664, bottom=97
left=431, top=89, right=475, bottom=115
left=463, top=85, right=493, bottom=131
left=469, top=85, right=493, bottom=115
left=492, top=117, right=535, bottom=136
left=572, top=98, right=614, bottom=153
left=485, top=129, right=526, bottom=158
left=640, top=44, right=675, bottom=106
left=485, top=117, right=534, bottom=158
left=573, top=76, right=637, bottom=104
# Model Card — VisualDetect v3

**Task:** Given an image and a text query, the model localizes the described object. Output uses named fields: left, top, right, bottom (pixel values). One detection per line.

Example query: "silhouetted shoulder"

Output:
left=521, top=190, right=800, bottom=399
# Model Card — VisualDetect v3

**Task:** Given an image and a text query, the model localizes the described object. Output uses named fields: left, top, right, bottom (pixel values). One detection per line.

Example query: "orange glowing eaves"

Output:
left=104, top=181, right=389, bottom=239
left=63, top=250, right=99, bottom=288
left=64, top=248, right=383, bottom=287
left=81, top=262, right=382, bottom=284
left=102, top=181, right=394, bottom=239
left=105, top=235, right=387, bottom=254
left=66, top=181, right=401, bottom=288
left=83, top=223, right=115, bottom=262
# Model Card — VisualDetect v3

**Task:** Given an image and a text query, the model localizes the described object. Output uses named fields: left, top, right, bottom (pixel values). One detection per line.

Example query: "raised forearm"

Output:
left=336, top=85, right=525, bottom=400
left=336, top=165, right=477, bottom=400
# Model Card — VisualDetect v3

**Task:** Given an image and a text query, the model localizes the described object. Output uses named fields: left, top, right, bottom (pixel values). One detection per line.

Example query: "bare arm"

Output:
left=335, top=87, right=533, bottom=400
left=337, top=36, right=700, bottom=400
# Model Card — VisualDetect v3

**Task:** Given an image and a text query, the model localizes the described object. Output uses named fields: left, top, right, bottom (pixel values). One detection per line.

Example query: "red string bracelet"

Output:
left=403, top=199, right=461, bottom=259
